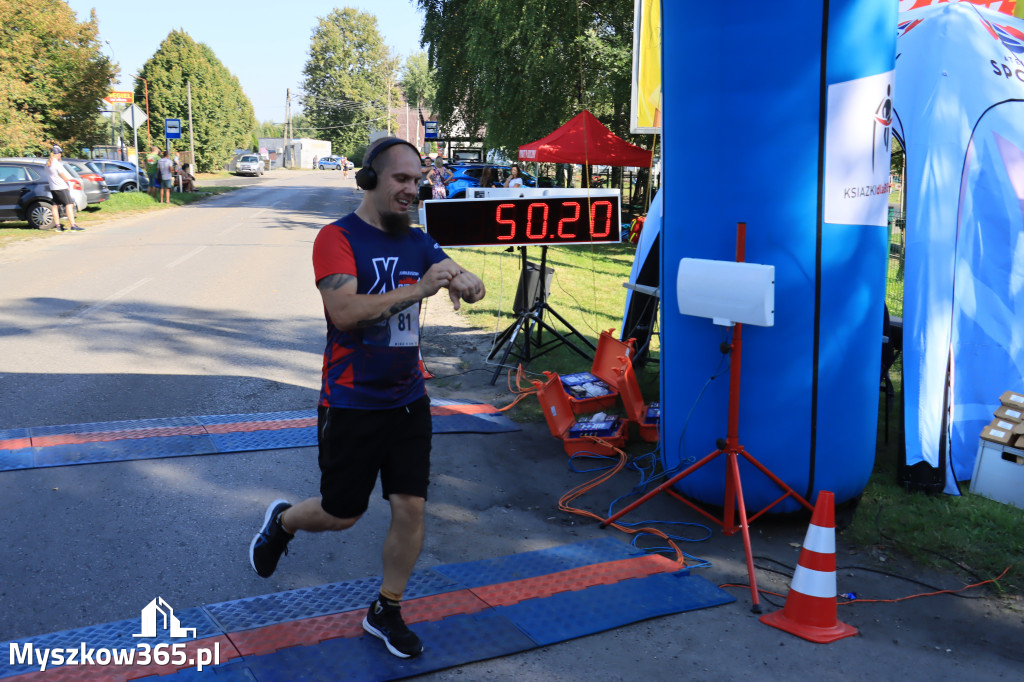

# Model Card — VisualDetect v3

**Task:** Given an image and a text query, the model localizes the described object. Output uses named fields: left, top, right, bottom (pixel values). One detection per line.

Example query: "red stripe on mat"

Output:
left=429, top=404, right=498, bottom=416
left=5, top=405, right=500, bottom=452
left=470, top=554, right=681, bottom=607
left=202, top=418, right=315, bottom=434
left=228, top=590, right=490, bottom=657
left=31, top=426, right=209, bottom=447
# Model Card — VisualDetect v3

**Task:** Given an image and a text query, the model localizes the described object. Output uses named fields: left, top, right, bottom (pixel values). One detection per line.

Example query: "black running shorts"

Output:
left=317, top=395, right=432, bottom=519
left=50, top=189, right=73, bottom=206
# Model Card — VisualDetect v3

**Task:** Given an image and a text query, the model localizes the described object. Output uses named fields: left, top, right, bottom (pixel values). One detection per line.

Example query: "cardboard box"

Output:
left=981, top=423, right=1014, bottom=445
left=970, top=439, right=1024, bottom=509
left=994, top=405, right=1023, bottom=423
left=999, top=390, right=1024, bottom=409
left=1016, top=434, right=1024, bottom=449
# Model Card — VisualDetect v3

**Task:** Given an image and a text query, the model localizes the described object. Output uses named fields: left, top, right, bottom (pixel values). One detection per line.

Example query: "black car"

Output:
left=63, top=159, right=111, bottom=206
left=0, top=160, right=62, bottom=228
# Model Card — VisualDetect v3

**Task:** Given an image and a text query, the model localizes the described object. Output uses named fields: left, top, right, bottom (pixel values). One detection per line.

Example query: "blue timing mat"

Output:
left=1, top=538, right=734, bottom=681
left=0, top=400, right=520, bottom=472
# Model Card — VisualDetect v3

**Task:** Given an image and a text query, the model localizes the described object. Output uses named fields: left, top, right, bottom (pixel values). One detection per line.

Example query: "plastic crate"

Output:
left=564, top=330, right=636, bottom=415
left=612, top=354, right=659, bottom=443
left=535, top=371, right=627, bottom=456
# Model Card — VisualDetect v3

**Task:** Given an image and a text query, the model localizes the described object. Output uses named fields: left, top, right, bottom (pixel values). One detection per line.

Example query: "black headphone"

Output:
left=355, top=138, right=421, bottom=190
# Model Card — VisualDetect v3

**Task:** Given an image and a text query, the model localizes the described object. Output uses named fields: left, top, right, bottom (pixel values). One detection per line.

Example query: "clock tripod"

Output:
left=487, top=245, right=595, bottom=385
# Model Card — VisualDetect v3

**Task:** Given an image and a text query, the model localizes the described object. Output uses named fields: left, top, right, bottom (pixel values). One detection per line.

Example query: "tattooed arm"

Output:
left=316, top=260, right=462, bottom=330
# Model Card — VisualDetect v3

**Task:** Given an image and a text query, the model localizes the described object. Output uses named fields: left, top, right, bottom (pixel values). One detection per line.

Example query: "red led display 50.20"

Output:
left=425, top=195, right=621, bottom=247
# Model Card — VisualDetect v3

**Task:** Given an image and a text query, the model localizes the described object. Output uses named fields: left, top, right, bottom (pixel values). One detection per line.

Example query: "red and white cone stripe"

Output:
left=760, top=490, right=857, bottom=643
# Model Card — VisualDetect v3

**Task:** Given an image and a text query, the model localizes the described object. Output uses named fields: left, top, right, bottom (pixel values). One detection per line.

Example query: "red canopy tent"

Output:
left=518, top=110, right=653, bottom=167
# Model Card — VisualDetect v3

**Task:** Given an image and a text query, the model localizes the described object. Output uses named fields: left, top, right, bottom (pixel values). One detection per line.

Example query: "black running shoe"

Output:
left=249, top=499, right=293, bottom=577
left=362, top=599, right=423, bottom=658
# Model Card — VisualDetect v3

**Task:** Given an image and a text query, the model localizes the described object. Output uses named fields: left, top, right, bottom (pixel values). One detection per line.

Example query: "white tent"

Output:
left=895, top=3, right=1024, bottom=493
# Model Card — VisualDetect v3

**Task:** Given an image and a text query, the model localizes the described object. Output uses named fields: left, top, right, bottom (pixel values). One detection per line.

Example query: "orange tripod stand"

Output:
left=600, top=222, right=814, bottom=613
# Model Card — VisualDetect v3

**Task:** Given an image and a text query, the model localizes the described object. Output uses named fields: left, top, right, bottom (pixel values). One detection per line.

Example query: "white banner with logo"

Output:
left=823, top=70, right=895, bottom=226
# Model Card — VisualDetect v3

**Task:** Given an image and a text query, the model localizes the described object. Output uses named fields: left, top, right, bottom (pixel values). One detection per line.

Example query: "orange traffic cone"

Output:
left=418, top=351, right=434, bottom=380
left=760, top=490, right=858, bottom=643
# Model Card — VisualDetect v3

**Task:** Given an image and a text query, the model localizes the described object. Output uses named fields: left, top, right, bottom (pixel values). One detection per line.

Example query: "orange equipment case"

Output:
left=562, top=330, right=636, bottom=415
left=534, top=371, right=627, bottom=456
left=613, top=354, right=659, bottom=443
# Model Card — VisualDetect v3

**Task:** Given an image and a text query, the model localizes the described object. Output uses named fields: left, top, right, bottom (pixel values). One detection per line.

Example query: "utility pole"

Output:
left=284, top=88, right=291, bottom=169
left=187, top=80, right=196, bottom=167
left=387, top=79, right=392, bottom=135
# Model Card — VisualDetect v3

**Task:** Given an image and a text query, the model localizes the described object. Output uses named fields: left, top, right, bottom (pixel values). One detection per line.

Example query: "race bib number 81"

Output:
left=387, top=303, right=419, bottom=347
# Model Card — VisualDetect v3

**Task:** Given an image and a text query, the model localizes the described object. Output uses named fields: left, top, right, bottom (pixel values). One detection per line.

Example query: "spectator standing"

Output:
left=505, top=164, right=524, bottom=188
left=479, top=166, right=495, bottom=189
left=313, top=155, right=319, bottom=170
left=342, top=155, right=349, bottom=178
left=44, top=145, right=81, bottom=231
left=145, top=147, right=160, bottom=197
left=428, top=156, right=452, bottom=199
left=157, top=151, right=173, bottom=203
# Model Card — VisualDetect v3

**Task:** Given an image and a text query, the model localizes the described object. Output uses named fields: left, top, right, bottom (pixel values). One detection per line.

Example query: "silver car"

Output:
left=235, top=154, right=264, bottom=177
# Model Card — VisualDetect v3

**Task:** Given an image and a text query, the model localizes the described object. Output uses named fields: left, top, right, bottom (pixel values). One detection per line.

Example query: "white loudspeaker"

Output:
left=676, top=258, right=775, bottom=327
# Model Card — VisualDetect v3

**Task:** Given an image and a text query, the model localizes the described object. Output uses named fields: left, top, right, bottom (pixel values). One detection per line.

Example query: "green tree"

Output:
left=301, top=8, right=399, bottom=161
left=0, top=1, right=117, bottom=155
left=418, top=0, right=640, bottom=160
left=401, top=51, right=437, bottom=112
left=257, top=120, right=283, bottom=138
left=136, top=30, right=256, bottom=172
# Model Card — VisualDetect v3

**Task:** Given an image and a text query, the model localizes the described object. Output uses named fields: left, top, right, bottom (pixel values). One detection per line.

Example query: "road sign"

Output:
left=104, top=91, right=134, bottom=104
left=165, top=118, right=182, bottom=139
left=124, top=104, right=147, bottom=128
left=424, top=121, right=438, bottom=140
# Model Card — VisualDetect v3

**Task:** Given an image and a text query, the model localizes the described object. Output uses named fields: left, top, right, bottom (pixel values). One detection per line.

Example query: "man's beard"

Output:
left=381, top=210, right=412, bottom=236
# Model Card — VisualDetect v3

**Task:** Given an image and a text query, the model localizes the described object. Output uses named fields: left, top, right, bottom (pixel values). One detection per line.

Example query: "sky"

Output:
left=66, top=0, right=427, bottom=124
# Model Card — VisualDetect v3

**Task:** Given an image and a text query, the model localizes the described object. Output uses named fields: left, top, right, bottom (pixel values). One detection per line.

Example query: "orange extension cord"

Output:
left=721, top=566, right=1011, bottom=604
left=497, top=364, right=686, bottom=567
left=496, top=364, right=539, bottom=412
left=558, top=439, right=686, bottom=568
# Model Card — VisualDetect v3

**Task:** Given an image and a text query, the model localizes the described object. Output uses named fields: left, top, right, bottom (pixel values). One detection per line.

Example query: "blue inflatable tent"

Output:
left=894, top=4, right=1024, bottom=494
left=659, top=1, right=898, bottom=510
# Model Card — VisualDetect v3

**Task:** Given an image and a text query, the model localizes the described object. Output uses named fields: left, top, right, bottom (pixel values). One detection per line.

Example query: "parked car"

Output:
left=63, top=159, right=111, bottom=206
left=317, top=155, right=345, bottom=171
left=0, top=160, right=75, bottom=229
left=235, top=154, right=264, bottom=177
left=89, top=159, right=148, bottom=193
left=445, top=164, right=537, bottom=199
left=1, top=157, right=88, bottom=213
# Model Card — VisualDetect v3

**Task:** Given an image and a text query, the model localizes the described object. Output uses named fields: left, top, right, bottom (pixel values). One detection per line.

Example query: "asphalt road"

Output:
left=0, top=171, right=1021, bottom=680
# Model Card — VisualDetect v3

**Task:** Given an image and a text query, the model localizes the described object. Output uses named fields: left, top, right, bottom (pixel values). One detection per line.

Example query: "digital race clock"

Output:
left=423, top=192, right=622, bottom=248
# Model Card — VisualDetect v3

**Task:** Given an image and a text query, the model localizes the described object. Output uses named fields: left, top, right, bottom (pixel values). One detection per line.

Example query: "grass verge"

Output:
left=447, top=239, right=1023, bottom=598
left=0, top=187, right=239, bottom=248
left=845, top=384, right=1024, bottom=595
